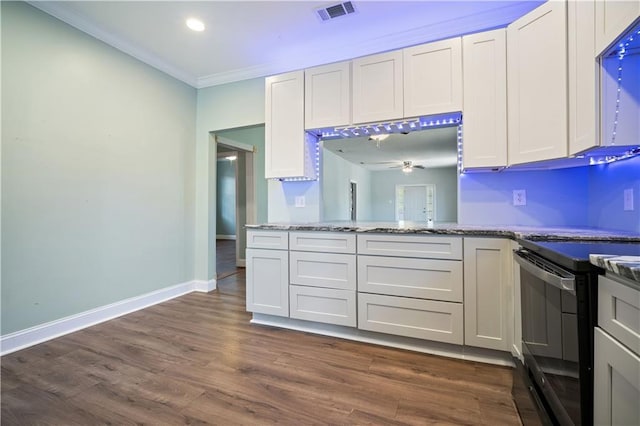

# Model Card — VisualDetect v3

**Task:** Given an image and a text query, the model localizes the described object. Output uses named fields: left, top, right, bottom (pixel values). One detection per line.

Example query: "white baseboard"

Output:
left=1, top=279, right=216, bottom=356
left=236, top=259, right=246, bottom=268
left=193, top=278, right=217, bottom=292
left=216, top=235, right=236, bottom=240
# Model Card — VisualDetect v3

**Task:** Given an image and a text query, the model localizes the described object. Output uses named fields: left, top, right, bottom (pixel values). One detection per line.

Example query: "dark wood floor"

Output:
left=216, top=239, right=239, bottom=280
left=1, top=263, right=521, bottom=424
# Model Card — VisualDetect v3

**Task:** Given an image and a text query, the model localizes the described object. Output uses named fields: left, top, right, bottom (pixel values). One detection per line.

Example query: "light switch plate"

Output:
left=295, top=196, right=305, bottom=208
left=513, top=189, right=526, bottom=206
left=624, top=188, right=634, bottom=211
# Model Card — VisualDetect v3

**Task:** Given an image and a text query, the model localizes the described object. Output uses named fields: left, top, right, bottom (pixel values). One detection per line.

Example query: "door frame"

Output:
left=395, top=184, right=436, bottom=221
left=215, top=135, right=257, bottom=267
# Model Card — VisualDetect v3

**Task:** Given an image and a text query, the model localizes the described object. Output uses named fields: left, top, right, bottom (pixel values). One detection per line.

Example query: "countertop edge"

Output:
left=245, top=224, right=640, bottom=242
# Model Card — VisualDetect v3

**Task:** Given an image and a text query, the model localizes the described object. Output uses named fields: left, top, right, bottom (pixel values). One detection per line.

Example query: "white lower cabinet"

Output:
left=594, top=327, right=640, bottom=426
left=594, top=273, right=640, bottom=426
left=463, top=238, right=512, bottom=351
left=246, top=248, right=289, bottom=316
left=358, top=293, right=463, bottom=344
left=290, top=285, right=356, bottom=327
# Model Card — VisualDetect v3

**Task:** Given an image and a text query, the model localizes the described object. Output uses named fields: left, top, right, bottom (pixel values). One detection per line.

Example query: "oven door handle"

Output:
left=514, top=250, right=576, bottom=292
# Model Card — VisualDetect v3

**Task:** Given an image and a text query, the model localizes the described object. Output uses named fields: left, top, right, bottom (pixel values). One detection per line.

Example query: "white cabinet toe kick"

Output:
left=246, top=230, right=514, bottom=366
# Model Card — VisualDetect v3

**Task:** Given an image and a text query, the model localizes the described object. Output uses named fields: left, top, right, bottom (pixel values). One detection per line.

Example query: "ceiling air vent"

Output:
left=316, top=2, right=356, bottom=21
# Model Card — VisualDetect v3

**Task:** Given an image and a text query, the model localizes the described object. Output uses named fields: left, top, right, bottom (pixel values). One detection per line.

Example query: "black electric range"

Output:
left=513, top=238, right=639, bottom=426
left=518, top=239, right=640, bottom=272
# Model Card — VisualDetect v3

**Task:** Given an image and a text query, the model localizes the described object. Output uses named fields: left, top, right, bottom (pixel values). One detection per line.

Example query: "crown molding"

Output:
left=28, top=1, right=541, bottom=90
left=27, top=1, right=198, bottom=87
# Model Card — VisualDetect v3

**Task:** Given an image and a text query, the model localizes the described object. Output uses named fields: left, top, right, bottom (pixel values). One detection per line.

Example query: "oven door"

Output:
left=515, top=249, right=581, bottom=426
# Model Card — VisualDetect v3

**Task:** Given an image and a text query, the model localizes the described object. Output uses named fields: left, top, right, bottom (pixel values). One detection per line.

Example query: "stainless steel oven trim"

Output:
left=514, top=249, right=576, bottom=292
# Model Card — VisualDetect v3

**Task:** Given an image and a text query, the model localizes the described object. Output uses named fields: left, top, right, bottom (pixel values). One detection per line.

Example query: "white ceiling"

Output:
left=323, top=126, right=458, bottom=170
left=30, top=0, right=543, bottom=88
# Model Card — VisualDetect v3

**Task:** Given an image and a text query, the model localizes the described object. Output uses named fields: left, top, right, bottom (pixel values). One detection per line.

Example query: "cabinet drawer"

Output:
left=290, top=285, right=356, bottom=327
left=289, top=232, right=356, bottom=254
left=599, top=275, right=640, bottom=354
left=358, top=255, right=462, bottom=302
left=357, top=234, right=462, bottom=260
left=290, top=251, right=356, bottom=291
left=247, top=230, right=288, bottom=250
left=358, top=293, right=463, bottom=344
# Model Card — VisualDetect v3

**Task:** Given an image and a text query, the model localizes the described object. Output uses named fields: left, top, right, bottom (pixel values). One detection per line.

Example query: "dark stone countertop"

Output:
left=246, top=221, right=640, bottom=242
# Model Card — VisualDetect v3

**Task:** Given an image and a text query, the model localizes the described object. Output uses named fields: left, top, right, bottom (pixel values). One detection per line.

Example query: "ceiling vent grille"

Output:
left=316, top=2, right=356, bottom=21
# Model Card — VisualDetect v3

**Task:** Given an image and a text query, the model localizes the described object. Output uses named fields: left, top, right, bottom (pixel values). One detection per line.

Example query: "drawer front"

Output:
left=290, top=251, right=356, bottom=291
left=357, top=234, right=462, bottom=260
left=357, top=293, right=463, bottom=344
left=599, top=275, right=640, bottom=354
left=358, top=255, right=463, bottom=302
left=247, top=230, right=288, bottom=250
left=290, top=285, right=356, bottom=327
left=289, top=232, right=356, bottom=253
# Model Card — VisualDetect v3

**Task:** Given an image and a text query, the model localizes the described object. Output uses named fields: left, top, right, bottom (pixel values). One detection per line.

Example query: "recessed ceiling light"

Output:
left=186, top=18, right=205, bottom=32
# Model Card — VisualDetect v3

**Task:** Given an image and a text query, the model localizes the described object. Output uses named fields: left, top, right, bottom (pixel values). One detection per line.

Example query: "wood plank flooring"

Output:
left=2, top=265, right=522, bottom=424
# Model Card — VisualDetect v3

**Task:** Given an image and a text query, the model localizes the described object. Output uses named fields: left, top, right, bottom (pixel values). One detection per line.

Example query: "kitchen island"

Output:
left=245, top=222, right=639, bottom=366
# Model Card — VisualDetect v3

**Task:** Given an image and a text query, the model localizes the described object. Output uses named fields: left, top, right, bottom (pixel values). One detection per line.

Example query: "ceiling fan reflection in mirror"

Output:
left=359, top=160, right=425, bottom=173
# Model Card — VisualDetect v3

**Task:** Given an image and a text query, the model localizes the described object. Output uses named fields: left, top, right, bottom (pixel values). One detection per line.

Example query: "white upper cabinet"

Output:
left=595, top=0, right=640, bottom=56
left=568, top=0, right=598, bottom=155
left=462, top=29, right=507, bottom=169
left=403, top=37, right=463, bottom=117
left=352, top=50, right=404, bottom=124
left=507, top=1, right=569, bottom=165
left=304, top=61, right=351, bottom=129
left=265, top=71, right=316, bottom=180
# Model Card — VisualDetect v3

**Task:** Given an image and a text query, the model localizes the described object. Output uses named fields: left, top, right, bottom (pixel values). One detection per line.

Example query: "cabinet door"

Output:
left=404, top=37, right=462, bottom=117
left=594, top=328, right=640, bottom=426
left=464, top=238, right=511, bottom=351
left=595, top=0, right=640, bottom=56
left=265, top=71, right=305, bottom=179
left=507, top=1, right=568, bottom=165
left=305, top=62, right=351, bottom=129
left=568, top=0, right=598, bottom=155
left=246, top=248, right=289, bottom=316
left=352, top=50, right=403, bottom=124
left=462, top=29, right=507, bottom=168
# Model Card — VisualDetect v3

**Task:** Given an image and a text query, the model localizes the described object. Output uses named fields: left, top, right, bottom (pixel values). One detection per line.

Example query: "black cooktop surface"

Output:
left=518, top=239, right=640, bottom=272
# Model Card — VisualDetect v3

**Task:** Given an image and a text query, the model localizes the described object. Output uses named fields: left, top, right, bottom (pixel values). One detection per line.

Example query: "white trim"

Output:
left=216, top=235, right=237, bottom=240
left=0, top=279, right=215, bottom=356
left=236, top=259, right=246, bottom=268
left=28, top=1, right=537, bottom=89
left=251, top=314, right=514, bottom=367
left=193, top=279, right=217, bottom=293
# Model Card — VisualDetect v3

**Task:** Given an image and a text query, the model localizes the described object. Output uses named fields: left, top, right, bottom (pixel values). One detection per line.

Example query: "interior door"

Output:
left=402, top=185, right=427, bottom=221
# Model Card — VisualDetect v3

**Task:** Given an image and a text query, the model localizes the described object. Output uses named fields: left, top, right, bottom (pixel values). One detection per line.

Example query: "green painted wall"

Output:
left=1, top=2, right=197, bottom=334
left=194, top=80, right=264, bottom=281
left=322, top=149, right=373, bottom=221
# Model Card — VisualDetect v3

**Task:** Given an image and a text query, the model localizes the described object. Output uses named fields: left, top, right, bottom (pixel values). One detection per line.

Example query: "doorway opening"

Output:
left=349, top=181, right=357, bottom=221
left=395, top=184, right=436, bottom=222
left=215, top=135, right=256, bottom=279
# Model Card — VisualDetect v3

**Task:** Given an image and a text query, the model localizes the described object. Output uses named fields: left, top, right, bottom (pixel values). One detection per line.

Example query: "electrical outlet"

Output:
left=624, top=188, right=634, bottom=211
left=295, top=196, right=305, bottom=208
left=513, top=190, right=526, bottom=206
